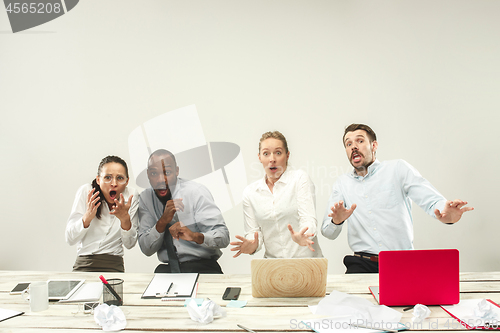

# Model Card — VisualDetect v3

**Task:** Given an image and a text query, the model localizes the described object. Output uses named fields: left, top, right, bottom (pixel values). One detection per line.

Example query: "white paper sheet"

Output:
left=0, top=308, right=23, bottom=322
left=310, top=291, right=403, bottom=323
left=142, top=273, right=198, bottom=298
left=303, top=291, right=405, bottom=333
left=441, top=299, right=500, bottom=329
left=59, top=282, right=103, bottom=303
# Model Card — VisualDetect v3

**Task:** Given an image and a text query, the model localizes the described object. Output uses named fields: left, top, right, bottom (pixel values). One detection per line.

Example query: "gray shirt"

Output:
left=138, top=178, right=230, bottom=263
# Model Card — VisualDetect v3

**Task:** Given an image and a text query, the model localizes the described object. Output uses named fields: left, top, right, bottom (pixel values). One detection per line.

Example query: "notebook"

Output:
left=251, top=258, right=328, bottom=298
left=369, top=249, right=459, bottom=306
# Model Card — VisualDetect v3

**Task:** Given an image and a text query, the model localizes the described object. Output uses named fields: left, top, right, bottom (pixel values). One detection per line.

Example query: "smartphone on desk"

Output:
left=10, top=282, right=30, bottom=295
left=222, top=287, right=241, bottom=300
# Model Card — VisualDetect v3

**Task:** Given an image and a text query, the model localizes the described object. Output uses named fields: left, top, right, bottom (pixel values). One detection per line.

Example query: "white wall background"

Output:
left=1, top=0, right=498, bottom=274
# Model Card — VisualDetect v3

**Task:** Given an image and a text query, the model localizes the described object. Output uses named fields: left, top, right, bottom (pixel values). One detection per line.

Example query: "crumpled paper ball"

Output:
left=412, top=304, right=431, bottom=323
left=474, top=299, right=499, bottom=320
left=186, top=299, right=226, bottom=324
left=94, top=303, right=127, bottom=331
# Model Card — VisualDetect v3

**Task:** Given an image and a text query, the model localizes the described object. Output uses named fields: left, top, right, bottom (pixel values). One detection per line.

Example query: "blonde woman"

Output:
left=230, top=131, right=322, bottom=258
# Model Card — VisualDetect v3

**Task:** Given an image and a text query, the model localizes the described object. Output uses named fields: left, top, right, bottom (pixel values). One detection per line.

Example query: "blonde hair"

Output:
left=258, top=131, right=289, bottom=154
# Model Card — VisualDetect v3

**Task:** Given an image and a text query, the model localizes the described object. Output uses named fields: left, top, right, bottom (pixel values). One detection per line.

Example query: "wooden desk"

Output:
left=1, top=271, right=499, bottom=332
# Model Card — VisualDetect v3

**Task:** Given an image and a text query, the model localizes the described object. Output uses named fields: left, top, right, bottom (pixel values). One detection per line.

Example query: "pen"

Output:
left=157, top=283, right=174, bottom=297
left=99, top=275, right=123, bottom=305
left=403, top=306, right=414, bottom=311
left=237, top=324, right=257, bottom=333
left=350, top=323, right=399, bottom=333
left=167, top=282, right=173, bottom=294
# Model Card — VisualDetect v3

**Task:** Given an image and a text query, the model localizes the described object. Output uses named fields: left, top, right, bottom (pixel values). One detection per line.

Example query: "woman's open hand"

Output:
left=288, top=225, right=315, bottom=251
left=230, top=232, right=259, bottom=258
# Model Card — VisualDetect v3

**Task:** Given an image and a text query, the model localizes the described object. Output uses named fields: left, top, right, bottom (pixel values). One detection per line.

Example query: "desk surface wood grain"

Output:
left=1, top=270, right=499, bottom=332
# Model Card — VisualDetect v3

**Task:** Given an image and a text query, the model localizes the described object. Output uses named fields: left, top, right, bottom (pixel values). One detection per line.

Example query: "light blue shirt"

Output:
left=138, top=178, right=230, bottom=263
left=321, top=159, right=447, bottom=254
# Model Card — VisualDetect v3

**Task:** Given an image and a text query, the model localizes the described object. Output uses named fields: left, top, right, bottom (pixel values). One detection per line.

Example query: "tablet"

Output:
left=47, top=279, right=85, bottom=300
left=10, top=282, right=30, bottom=295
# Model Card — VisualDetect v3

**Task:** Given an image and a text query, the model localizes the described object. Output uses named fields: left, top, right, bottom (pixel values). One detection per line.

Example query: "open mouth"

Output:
left=351, top=152, right=362, bottom=163
left=109, top=191, right=117, bottom=200
left=155, top=186, right=169, bottom=197
left=269, top=167, right=278, bottom=172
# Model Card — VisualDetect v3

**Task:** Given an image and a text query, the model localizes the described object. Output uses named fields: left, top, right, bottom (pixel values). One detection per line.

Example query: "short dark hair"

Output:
left=343, top=124, right=377, bottom=146
left=148, top=149, right=177, bottom=168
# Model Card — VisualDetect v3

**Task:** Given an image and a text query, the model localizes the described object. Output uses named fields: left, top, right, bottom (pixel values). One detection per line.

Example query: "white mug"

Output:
left=22, top=281, right=49, bottom=312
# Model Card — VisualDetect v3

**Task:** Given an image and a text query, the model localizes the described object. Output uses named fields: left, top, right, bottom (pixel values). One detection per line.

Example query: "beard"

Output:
left=155, top=189, right=172, bottom=205
left=350, top=151, right=375, bottom=175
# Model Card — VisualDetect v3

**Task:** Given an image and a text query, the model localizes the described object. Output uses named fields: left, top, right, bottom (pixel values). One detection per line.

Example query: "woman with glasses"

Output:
left=66, top=156, right=139, bottom=272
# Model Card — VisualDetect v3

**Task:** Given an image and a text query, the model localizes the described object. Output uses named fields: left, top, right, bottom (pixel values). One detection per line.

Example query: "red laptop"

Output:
left=369, top=249, right=460, bottom=306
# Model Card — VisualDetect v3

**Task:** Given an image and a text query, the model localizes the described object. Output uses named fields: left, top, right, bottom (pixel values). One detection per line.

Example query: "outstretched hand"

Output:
left=230, top=231, right=259, bottom=258
left=435, top=200, right=474, bottom=224
left=328, top=200, right=356, bottom=225
left=110, top=193, right=133, bottom=231
left=110, top=194, right=133, bottom=220
left=288, top=225, right=315, bottom=251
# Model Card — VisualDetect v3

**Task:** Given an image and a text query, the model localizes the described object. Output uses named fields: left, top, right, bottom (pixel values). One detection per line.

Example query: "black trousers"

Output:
left=154, top=258, right=223, bottom=274
left=343, top=252, right=379, bottom=274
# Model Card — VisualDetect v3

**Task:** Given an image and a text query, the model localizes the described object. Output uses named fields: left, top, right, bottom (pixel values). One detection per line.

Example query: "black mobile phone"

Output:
left=222, top=287, right=241, bottom=300
left=10, top=282, right=30, bottom=295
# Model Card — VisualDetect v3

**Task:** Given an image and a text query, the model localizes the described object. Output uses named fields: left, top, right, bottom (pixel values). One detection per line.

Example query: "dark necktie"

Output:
left=164, top=212, right=181, bottom=273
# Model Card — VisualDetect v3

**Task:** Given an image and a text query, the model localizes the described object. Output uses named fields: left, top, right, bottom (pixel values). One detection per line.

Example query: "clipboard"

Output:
left=141, top=273, right=199, bottom=299
left=441, top=299, right=500, bottom=330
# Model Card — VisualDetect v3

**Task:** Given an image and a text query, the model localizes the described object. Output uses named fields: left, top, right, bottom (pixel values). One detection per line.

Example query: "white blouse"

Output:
left=243, top=168, right=322, bottom=258
left=66, top=183, right=139, bottom=257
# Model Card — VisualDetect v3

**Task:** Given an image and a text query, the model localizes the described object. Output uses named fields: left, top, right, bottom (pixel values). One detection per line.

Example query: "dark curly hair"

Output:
left=91, top=156, right=129, bottom=219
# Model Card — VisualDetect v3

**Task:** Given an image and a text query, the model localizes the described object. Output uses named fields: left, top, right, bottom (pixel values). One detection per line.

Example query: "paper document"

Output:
left=304, top=291, right=406, bottom=333
left=369, top=286, right=380, bottom=304
left=441, top=299, right=500, bottom=329
left=0, top=308, right=24, bottom=322
left=142, top=273, right=199, bottom=299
